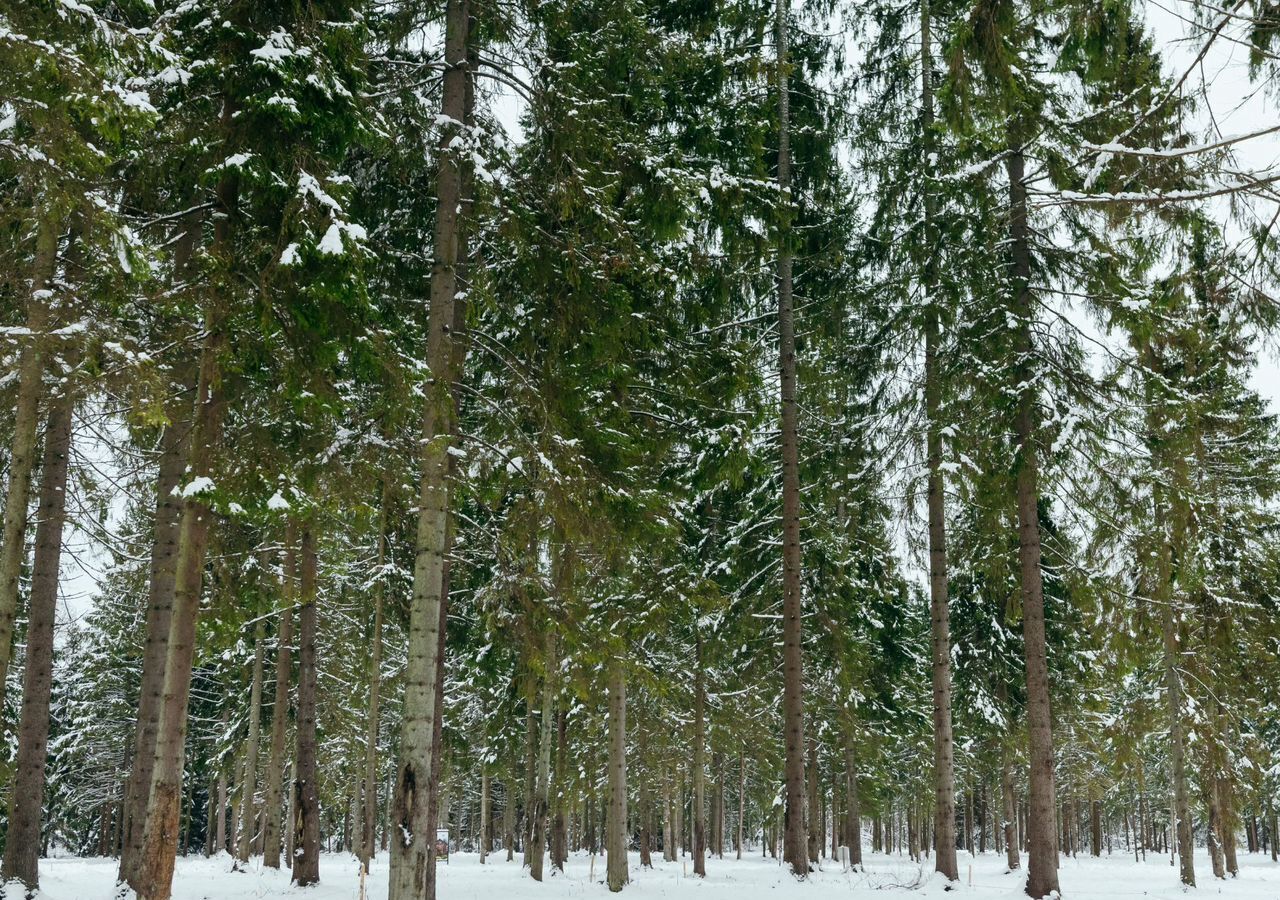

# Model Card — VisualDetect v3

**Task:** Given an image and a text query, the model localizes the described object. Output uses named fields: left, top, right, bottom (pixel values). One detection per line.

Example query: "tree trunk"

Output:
left=291, top=526, right=321, bottom=885
left=135, top=174, right=233, bottom=900
left=920, top=0, right=957, bottom=882
left=1158, top=501, right=1196, bottom=886
left=1219, top=774, right=1238, bottom=876
left=1090, top=791, right=1102, bottom=857
left=1004, top=140, right=1060, bottom=900
left=529, top=630, right=557, bottom=881
left=806, top=739, right=820, bottom=863
left=236, top=617, right=266, bottom=863
left=773, top=0, right=807, bottom=879
left=480, top=768, right=491, bottom=863
left=216, top=712, right=230, bottom=854
left=504, top=779, right=516, bottom=861
left=606, top=659, right=629, bottom=892
left=120, top=349, right=196, bottom=888
left=693, top=632, right=707, bottom=877
left=263, top=538, right=294, bottom=870
left=844, top=736, right=862, bottom=867
left=639, top=730, right=652, bottom=868
left=387, top=5, right=469, bottom=898
left=0, top=386, right=73, bottom=887
left=1002, top=748, right=1020, bottom=871
left=663, top=762, right=675, bottom=861
left=0, top=218, right=57, bottom=705
left=552, top=710, right=567, bottom=870
left=737, top=751, right=746, bottom=860
left=361, top=484, right=388, bottom=871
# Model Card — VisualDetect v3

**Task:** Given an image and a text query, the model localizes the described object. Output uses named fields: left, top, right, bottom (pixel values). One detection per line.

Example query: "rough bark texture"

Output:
left=237, top=617, right=266, bottom=863
left=0, top=218, right=56, bottom=703
left=921, top=3, right=958, bottom=871
left=774, top=0, right=807, bottom=878
left=292, top=526, right=321, bottom=886
left=552, top=710, right=568, bottom=870
left=387, top=4, right=469, bottom=898
left=806, top=740, right=820, bottom=863
left=360, top=486, right=389, bottom=870
left=1004, top=141, right=1060, bottom=900
left=606, top=660, right=629, bottom=892
left=0, top=386, right=73, bottom=887
left=693, top=633, right=708, bottom=877
left=663, top=763, right=676, bottom=861
left=1002, top=748, right=1020, bottom=871
left=529, top=631, right=557, bottom=881
left=1159, top=502, right=1196, bottom=886
left=263, top=538, right=295, bottom=870
left=844, top=737, right=862, bottom=866
left=136, top=256, right=230, bottom=900
left=120, top=397, right=192, bottom=888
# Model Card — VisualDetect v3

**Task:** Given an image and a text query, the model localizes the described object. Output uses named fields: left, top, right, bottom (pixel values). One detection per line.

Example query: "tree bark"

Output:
left=774, top=0, right=807, bottom=878
left=844, top=735, right=862, bottom=867
left=693, top=632, right=707, bottom=877
left=529, top=630, right=557, bottom=881
left=606, top=658, right=629, bottom=892
left=737, top=751, right=746, bottom=860
left=387, top=4, right=469, bottom=898
left=663, top=762, right=675, bottom=861
left=480, top=767, right=491, bottom=863
left=1158, top=498, right=1196, bottom=886
left=1002, top=748, right=1020, bottom=871
left=0, top=385, right=73, bottom=887
left=361, top=484, right=389, bottom=871
left=0, top=217, right=57, bottom=703
left=1004, top=140, right=1060, bottom=900
left=920, top=1, right=958, bottom=875
left=552, top=710, right=568, bottom=871
left=234, top=616, right=266, bottom=863
left=120, top=391, right=192, bottom=888
left=135, top=174, right=233, bottom=900
left=806, top=739, right=820, bottom=863
left=263, top=536, right=294, bottom=870
left=292, top=525, right=321, bottom=886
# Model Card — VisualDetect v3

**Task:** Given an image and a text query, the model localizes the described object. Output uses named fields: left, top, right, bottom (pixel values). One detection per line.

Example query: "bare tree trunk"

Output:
left=292, top=526, right=321, bottom=886
left=663, top=762, right=675, bottom=861
left=263, top=537, right=294, bottom=870
left=693, top=632, right=707, bottom=877
left=1158, top=501, right=1196, bottom=886
left=1004, top=140, right=1059, bottom=900
left=480, top=767, right=491, bottom=863
left=606, top=659, right=629, bottom=892
left=920, top=1, right=957, bottom=875
left=387, top=5, right=470, bottom=897
left=737, top=751, right=745, bottom=860
left=806, top=740, right=820, bottom=863
left=529, top=630, right=557, bottom=881
left=504, top=779, right=516, bottom=861
left=844, top=736, right=862, bottom=867
left=0, top=218, right=57, bottom=704
left=120, top=390, right=192, bottom=888
left=1, top=386, right=73, bottom=887
left=236, top=617, right=266, bottom=863
left=1002, top=748, right=1020, bottom=871
left=361, top=485, right=388, bottom=871
left=552, top=709, right=568, bottom=870
left=136, top=172, right=233, bottom=900
left=216, top=712, right=229, bottom=854
left=774, top=0, right=807, bottom=878
left=639, top=731, right=653, bottom=868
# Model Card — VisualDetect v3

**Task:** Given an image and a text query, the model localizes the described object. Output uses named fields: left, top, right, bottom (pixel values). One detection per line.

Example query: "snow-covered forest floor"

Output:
left=10, top=849, right=1278, bottom=900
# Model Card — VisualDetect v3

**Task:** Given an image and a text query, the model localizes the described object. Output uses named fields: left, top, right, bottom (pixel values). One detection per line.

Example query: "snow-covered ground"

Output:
left=8, top=847, right=1279, bottom=900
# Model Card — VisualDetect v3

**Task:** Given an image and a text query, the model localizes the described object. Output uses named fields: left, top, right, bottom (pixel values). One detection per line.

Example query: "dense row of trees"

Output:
left=3, top=1, right=1280, bottom=899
